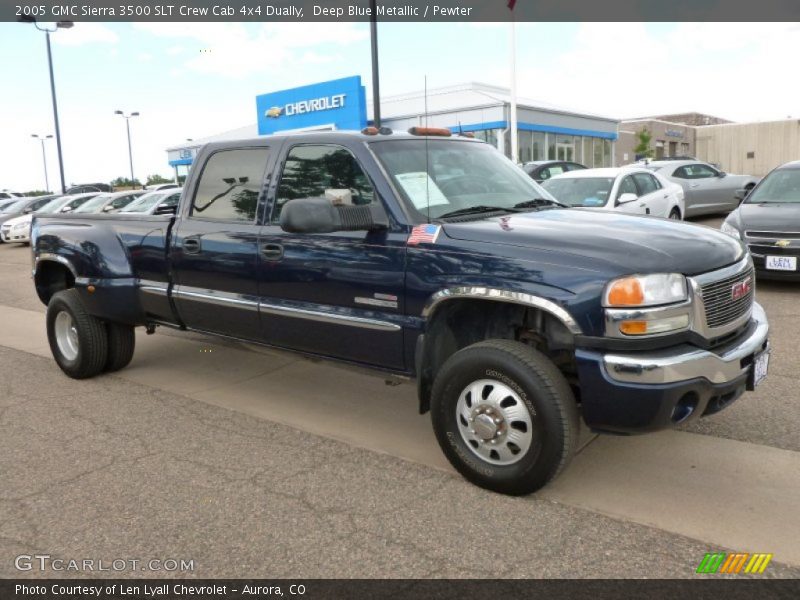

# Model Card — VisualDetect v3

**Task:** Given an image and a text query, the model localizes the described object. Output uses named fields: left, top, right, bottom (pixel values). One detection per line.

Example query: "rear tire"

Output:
left=46, top=289, right=108, bottom=379
left=105, top=323, right=136, bottom=372
left=430, top=339, right=579, bottom=495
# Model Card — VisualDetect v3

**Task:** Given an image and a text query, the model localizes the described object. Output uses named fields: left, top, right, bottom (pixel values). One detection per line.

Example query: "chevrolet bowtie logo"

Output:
left=265, top=106, right=283, bottom=118
left=775, top=240, right=791, bottom=247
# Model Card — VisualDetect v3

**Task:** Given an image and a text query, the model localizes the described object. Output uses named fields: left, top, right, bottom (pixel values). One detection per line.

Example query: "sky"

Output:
left=2, top=21, right=800, bottom=192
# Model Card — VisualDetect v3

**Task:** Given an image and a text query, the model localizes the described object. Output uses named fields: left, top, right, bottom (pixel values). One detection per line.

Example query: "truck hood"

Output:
left=737, top=203, right=800, bottom=231
left=441, top=209, right=744, bottom=276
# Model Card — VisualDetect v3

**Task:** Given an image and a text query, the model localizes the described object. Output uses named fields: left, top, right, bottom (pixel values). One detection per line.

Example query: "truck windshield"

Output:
left=541, top=177, right=615, bottom=207
left=369, top=139, right=556, bottom=220
left=746, top=169, right=800, bottom=204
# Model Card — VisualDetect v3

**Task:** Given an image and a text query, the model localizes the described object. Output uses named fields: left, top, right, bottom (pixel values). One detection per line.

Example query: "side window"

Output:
left=111, top=194, right=134, bottom=209
left=633, top=173, right=657, bottom=195
left=273, top=145, right=375, bottom=222
left=191, top=148, right=269, bottom=222
left=672, top=166, right=689, bottom=179
left=649, top=174, right=662, bottom=190
left=163, top=193, right=180, bottom=207
left=617, top=175, right=638, bottom=198
left=690, top=164, right=718, bottom=178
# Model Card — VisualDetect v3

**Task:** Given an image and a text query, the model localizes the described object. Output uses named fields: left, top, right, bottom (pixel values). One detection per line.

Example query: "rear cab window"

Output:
left=190, top=148, right=270, bottom=222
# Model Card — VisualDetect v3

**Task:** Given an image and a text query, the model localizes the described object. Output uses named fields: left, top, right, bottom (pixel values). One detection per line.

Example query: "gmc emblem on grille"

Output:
left=731, top=277, right=752, bottom=301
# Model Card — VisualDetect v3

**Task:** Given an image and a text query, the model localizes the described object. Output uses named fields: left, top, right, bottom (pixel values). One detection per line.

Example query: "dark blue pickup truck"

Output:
left=31, top=130, right=770, bottom=495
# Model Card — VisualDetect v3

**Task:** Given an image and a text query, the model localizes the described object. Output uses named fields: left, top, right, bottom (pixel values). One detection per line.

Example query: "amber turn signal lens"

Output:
left=619, top=320, right=648, bottom=335
left=606, top=277, right=645, bottom=306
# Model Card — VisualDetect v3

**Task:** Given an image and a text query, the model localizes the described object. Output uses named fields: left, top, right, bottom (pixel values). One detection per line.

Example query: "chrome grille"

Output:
left=699, top=267, right=755, bottom=329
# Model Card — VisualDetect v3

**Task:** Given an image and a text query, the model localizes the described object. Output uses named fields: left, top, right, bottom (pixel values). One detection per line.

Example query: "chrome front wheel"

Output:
left=456, top=379, right=533, bottom=466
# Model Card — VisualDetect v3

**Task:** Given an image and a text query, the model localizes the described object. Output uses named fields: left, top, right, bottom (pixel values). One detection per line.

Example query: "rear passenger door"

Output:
left=170, top=146, right=274, bottom=340
left=257, top=142, right=406, bottom=370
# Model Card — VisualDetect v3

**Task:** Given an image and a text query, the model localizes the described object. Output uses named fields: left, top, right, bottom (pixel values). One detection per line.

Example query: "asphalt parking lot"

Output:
left=1, top=215, right=800, bottom=578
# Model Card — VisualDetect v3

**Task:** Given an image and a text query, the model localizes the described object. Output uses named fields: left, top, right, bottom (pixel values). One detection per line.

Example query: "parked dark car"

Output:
left=65, top=183, right=113, bottom=194
left=523, top=160, right=587, bottom=182
left=722, top=160, right=800, bottom=280
left=31, top=130, right=769, bottom=496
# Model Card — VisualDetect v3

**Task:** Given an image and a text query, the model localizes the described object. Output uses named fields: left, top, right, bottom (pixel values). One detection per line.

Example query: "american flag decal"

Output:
left=407, top=224, right=441, bottom=246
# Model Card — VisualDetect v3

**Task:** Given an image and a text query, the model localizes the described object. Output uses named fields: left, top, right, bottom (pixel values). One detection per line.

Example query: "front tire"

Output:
left=669, top=208, right=682, bottom=220
left=431, top=339, right=579, bottom=495
left=46, top=289, right=108, bottom=379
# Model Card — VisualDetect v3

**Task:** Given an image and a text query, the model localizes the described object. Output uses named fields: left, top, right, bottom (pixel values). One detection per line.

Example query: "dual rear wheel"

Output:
left=46, top=289, right=135, bottom=379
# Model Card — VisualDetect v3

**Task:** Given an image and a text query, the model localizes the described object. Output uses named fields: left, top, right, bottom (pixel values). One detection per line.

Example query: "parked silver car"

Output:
left=643, top=160, right=759, bottom=218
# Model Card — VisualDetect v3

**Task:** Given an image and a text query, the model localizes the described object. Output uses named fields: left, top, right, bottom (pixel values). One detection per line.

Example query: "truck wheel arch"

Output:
left=416, top=288, right=582, bottom=414
left=34, top=256, right=77, bottom=305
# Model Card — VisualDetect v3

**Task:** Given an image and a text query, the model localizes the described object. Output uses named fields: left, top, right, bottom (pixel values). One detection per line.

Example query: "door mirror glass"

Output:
left=617, top=192, right=638, bottom=204
left=279, top=197, right=388, bottom=234
left=717, top=171, right=727, bottom=178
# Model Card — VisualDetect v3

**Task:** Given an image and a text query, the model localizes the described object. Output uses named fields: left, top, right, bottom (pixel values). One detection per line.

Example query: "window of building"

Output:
left=603, top=139, right=613, bottom=167
left=473, top=129, right=499, bottom=149
left=191, top=148, right=268, bottom=222
left=532, top=132, right=546, bottom=161
left=582, top=137, right=592, bottom=166
left=518, top=130, right=532, bottom=163
left=593, top=138, right=604, bottom=168
left=273, top=144, right=375, bottom=222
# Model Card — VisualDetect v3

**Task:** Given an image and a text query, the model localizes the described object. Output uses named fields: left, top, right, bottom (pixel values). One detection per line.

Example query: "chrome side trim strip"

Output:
left=260, top=303, right=401, bottom=332
left=139, top=279, right=169, bottom=296
left=421, top=287, right=582, bottom=334
left=173, top=285, right=259, bottom=311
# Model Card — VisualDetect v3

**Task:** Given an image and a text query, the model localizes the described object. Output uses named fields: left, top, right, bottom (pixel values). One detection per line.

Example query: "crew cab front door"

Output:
left=257, top=142, right=406, bottom=370
left=170, top=146, right=273, bottom=340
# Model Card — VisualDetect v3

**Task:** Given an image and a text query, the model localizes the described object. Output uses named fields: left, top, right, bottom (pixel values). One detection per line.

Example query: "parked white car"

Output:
left=0, top=193, right=96, bottom=243
left=541, top=167, right=686, bottom=219
left=120, top=188, right=182, bottom=215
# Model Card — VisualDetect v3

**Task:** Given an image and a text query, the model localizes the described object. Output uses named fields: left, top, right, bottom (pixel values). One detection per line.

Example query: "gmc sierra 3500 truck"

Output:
left=31, top=129, right=770, bottom=495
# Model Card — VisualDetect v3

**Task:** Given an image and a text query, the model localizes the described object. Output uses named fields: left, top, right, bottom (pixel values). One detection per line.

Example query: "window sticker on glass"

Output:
left=395, top=172, right=449, bottom=209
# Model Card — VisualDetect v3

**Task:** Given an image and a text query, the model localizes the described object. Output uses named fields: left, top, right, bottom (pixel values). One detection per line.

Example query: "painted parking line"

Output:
left=1, top=304, right=799, bottom=566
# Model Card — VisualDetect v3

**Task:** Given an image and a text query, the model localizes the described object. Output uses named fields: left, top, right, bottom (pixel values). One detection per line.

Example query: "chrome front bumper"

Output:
left=603, top=302, right=769, bottom=385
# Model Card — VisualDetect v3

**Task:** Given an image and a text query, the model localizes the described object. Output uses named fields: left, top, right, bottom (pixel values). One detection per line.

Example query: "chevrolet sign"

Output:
left=256, top=76, right=367, bottom=135
left=284, top=94, right=346, bottom=116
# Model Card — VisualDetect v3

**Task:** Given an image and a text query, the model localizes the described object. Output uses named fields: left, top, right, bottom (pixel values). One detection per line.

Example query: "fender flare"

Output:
left=421, top=286, right=582, bottom=334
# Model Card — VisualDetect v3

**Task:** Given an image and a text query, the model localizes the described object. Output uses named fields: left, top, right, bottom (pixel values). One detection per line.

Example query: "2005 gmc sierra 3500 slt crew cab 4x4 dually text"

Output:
left=30, top=128, right=770, bottom=495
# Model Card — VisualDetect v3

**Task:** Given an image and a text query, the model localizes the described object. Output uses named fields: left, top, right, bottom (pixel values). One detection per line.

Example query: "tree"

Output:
left=634, top=128, right=654, bottom=159
left=146, top=174, right=173, bottom=186
left=111, top=176, right=142, bottom=189
left=21, top=190, right=51, bottom=197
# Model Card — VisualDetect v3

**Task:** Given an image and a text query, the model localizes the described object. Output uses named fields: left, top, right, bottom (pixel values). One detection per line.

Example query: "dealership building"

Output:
left=166, top=76, right=619, bottom=180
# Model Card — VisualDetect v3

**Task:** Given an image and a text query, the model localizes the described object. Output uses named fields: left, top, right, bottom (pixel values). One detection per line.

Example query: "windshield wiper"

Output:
left=438, top=205, right=516, bottom=219
left=513, top=197, right=568, bottom=210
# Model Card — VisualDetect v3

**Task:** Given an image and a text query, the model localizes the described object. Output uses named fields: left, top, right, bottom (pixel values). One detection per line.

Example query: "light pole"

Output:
left=19, top=16, right=72, bottom=194
left=31, top=134, right=53, bottom=192
left=114, top=110, right=140, bottom=188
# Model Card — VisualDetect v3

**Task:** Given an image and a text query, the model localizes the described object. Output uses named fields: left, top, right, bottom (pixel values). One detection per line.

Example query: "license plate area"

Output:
left=766, top=255, right=797, bottom=271
left=747, top=350, right=770, bottom=390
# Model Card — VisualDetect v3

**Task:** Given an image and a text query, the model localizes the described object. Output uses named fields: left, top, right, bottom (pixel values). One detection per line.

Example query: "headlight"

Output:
left=721, top=221, right=741, bottom=239
left=603, top=273, right=688, bottom=308
left=12, top=222, right=27, bottom=231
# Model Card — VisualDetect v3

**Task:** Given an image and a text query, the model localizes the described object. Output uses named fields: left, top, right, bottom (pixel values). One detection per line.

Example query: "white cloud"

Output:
left=51, top=23, right=119, bottom=46
left=132, top=22, right=368, bottom=78
left=166, top=45, right=185, bottom=56
left=514, top=23, right=800, bottom=122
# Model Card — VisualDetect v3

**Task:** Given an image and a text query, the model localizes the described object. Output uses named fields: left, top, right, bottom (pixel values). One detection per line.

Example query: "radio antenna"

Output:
left=424, top=75, right=430, bottom=224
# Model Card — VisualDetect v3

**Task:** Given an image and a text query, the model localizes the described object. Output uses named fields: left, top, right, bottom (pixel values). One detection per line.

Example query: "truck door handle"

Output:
left=260, top=243, right=284, bottom=261
left=182, top=237, right=201, bottom=254
left=690, top=184, right=700, bottom=188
